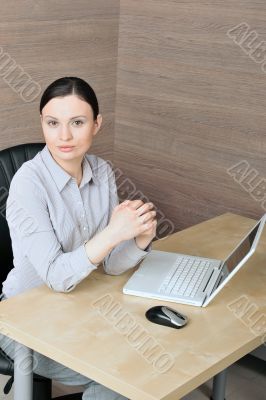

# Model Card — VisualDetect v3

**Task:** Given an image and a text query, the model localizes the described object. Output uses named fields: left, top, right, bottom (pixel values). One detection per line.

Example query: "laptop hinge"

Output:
left=203, top=268, right=221, bottom=294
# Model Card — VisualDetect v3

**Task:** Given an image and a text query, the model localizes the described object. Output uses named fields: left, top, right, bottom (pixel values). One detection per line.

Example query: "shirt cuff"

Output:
left=47, top=244, right=99, bottom=293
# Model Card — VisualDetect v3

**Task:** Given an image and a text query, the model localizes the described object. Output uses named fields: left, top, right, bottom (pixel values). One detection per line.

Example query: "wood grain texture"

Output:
left=0, top=0, right=119, bottom=161
left=1, top=1, right=266, bottom=233
left=0, top=213, right=265, bottom=400
left=114, top=0, right=266, bottom=233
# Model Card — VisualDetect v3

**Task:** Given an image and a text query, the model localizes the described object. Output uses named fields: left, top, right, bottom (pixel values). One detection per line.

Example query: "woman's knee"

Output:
left=32, top=352, right=94, bottom=387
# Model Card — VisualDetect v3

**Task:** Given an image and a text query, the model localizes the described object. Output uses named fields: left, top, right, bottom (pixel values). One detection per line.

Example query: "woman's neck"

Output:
left=51, top=153, right=83, bottom=186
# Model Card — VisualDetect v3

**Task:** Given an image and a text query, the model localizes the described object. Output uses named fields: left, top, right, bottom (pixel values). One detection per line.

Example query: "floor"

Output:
left=0, top=354, right=265, bottom=399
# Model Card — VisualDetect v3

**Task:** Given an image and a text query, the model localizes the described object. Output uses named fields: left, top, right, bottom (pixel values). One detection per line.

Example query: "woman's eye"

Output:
left=47, top=121, right=58, bottom=126
left=73, top=120, right=84, bottom=126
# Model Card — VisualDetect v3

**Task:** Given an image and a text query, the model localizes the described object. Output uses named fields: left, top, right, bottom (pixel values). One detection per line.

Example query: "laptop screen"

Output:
left=203, top=216, right=265, bottom=306
left=223, top=221, right=260, bottom=274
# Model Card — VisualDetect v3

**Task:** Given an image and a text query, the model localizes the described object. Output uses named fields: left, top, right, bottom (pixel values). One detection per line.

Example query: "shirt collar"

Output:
left=40, top=145, right=96, bottom=192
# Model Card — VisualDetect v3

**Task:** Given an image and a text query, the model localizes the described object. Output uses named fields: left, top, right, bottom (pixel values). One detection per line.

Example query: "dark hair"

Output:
left=39, top=77, right=99, bottom=120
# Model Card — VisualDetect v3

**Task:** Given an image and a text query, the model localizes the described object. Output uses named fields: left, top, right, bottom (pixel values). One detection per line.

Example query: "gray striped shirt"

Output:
left=3, top=145, right=152, bottom=298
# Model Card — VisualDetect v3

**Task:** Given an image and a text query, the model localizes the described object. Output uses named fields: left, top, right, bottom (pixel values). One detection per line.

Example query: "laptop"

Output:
left=123, top=215, right=266, bottom=307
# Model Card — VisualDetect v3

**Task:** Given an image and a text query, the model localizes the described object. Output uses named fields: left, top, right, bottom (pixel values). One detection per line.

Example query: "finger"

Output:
left=136, top=202, right=154, bottom=216
left=141, top=219, right=157, bottom=232
left=118, top=200, right=130, bottom=208
left=127, top=199, right=144, bottom=210
left=121, top=200, right=130, bottom=205
left=139, top=211, right=156, bottom=222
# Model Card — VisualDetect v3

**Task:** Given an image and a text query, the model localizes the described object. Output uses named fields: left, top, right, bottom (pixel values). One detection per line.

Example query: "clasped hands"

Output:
left=108, top=199, right=157, bottom=250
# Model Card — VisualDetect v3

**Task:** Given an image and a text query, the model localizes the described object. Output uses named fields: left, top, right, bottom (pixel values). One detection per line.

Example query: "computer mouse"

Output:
left=145, top=305, right=188, bottom=329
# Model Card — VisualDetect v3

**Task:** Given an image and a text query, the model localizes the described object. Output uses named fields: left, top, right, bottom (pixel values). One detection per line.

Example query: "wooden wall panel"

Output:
left=0, top=0, right=119, bottom=161
left=1, top=0, right=266, bottom=237
left=114, top=0, right=266, bottom=235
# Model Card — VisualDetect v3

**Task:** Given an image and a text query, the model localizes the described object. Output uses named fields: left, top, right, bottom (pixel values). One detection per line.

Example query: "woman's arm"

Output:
left=100, top=165, right=153, bottom=275
left=84, top=226, right=152, bottom=265
left=83, top=225, right=119, bottom=264
left=6, top=174, right=101, bottom=293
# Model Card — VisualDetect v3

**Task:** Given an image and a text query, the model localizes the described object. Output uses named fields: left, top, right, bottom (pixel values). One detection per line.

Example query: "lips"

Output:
left=58, top=146, right=75, bottom=152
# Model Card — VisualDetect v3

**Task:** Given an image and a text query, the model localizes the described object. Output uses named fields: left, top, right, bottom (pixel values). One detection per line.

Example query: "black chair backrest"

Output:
left=0, top=143, right=45, bottom=289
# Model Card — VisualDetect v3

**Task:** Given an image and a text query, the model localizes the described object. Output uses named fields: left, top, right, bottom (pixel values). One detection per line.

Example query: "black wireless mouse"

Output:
left=145, top=305, right=188, bottom=329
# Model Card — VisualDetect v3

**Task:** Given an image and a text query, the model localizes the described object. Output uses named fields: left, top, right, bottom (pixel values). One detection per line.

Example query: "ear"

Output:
left=93, top=114, right=102, bottom=136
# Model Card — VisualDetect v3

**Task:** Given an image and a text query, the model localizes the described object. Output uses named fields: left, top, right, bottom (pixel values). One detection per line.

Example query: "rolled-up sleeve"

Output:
left=6, top=175, right=98, bottom=292
left=103, top=165, right=153, bottom=275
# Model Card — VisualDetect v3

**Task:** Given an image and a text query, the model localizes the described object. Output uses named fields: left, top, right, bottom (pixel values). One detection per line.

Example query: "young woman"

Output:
left=0, top=77, right=157, bottom=399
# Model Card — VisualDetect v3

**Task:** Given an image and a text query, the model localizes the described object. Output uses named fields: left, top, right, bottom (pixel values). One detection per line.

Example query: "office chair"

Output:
left=0, top=143, right=82, bottom=400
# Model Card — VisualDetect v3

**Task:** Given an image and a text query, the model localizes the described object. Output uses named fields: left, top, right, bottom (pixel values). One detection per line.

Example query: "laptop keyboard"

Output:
left=159, top=256, right=210, bottom=298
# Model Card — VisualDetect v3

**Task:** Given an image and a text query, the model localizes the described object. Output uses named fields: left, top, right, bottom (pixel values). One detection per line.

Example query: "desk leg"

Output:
left=14, top=342, right=33, bottom=400
left=210, top=369, right=227, bottom=400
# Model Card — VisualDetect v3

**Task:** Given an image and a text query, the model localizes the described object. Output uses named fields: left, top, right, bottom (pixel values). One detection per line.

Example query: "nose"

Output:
left=59, top=124, right=73, bottom=141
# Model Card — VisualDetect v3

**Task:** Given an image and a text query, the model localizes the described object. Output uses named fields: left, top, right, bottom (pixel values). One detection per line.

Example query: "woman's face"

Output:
left=40, top=94, right=102, bottom=162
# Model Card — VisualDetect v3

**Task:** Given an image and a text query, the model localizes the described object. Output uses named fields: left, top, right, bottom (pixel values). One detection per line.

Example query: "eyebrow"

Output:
left=44, top=115, right=87, bottom=120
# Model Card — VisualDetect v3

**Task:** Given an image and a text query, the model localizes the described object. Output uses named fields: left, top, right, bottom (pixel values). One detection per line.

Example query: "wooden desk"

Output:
left=0, top=213, right=265, bottom=400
